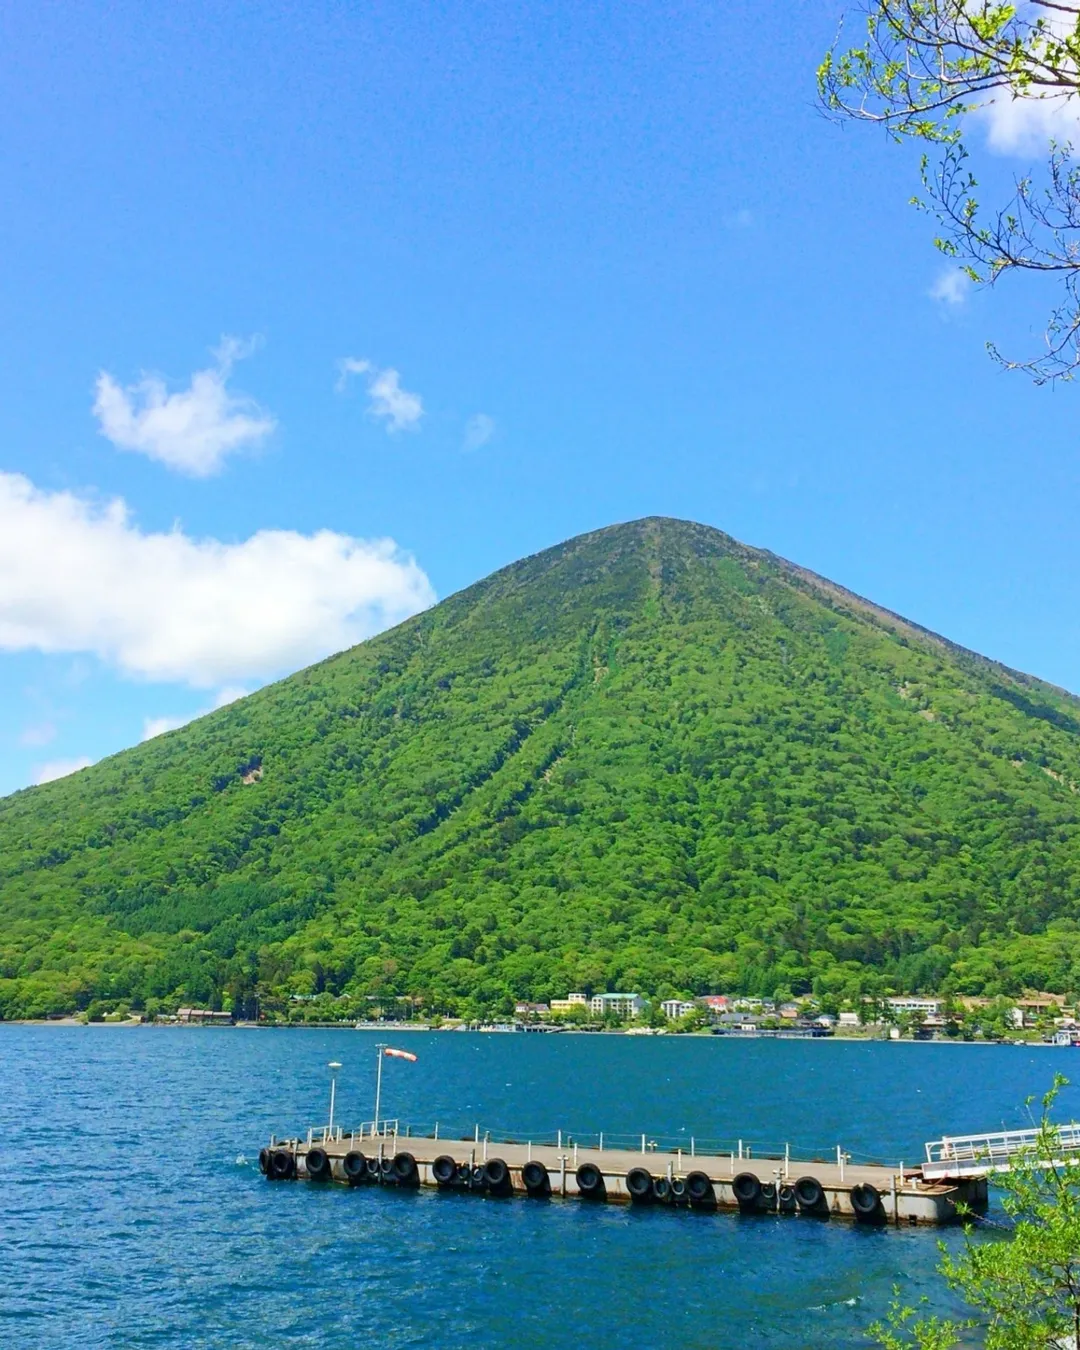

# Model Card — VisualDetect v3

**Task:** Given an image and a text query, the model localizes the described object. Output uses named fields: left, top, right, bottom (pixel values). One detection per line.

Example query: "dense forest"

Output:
left=4, top=516, right=1080, bottom=1020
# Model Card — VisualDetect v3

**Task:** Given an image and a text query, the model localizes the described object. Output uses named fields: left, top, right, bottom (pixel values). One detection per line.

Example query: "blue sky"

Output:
left=1, top=1, right=1077, bottom=795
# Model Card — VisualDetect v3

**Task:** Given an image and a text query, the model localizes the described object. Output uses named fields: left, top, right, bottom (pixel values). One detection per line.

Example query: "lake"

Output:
left=2, top=1028, right=1075, bottom=1348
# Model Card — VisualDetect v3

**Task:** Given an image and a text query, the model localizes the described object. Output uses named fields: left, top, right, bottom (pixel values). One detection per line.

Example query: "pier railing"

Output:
left=392, top=1121, right=895, bottom=1163
left=271, top=1118, right=906, bottom=1175
left=923, top=1120, right=1080, bottom=1179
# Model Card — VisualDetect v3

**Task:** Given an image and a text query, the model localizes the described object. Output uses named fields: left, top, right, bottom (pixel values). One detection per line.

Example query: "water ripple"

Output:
left=2, top=1028, right=1065, bottom=1348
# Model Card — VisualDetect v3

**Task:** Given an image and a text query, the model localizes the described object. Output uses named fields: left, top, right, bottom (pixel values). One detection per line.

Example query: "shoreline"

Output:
left=0, top=1018, right=1067, bottom=1047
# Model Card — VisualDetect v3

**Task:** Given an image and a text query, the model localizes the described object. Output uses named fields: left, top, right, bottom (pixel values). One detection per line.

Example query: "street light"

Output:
left=327, top=1061, right=342, bottom=1135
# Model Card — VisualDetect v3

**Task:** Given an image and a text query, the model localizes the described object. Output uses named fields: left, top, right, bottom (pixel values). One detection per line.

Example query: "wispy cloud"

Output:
left=929, top=267, right=971, bottom=306
left=19, top=721, right=57, bottom=748
left=93, top=336, right=276, bottom=477
left=32, top=756, right=92, bottom=785
left=463, top=413, right=495, bottom=452
left=0, top=471, right=435, bottom=687
left=336, top=357, right=424, bottom=432
left=142, top=685, right=249, bottom=741
left=723, top=208, right=753, bottom=229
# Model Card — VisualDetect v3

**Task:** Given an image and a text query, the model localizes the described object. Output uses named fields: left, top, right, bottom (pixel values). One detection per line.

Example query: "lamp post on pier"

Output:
left=327, top=1061, right=342, bottom=1136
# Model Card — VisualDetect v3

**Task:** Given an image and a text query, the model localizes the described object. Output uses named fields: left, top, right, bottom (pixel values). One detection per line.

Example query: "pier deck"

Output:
left=261, top=1125, right=986, bottom=1226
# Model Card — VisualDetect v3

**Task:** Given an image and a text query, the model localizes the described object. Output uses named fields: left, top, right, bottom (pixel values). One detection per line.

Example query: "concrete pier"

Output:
left=260, top=1124, right=987, bottom=1226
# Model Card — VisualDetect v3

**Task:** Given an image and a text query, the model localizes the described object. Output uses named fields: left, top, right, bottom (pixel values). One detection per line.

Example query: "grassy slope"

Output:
left=3, top=517, right=1080, bottom=1017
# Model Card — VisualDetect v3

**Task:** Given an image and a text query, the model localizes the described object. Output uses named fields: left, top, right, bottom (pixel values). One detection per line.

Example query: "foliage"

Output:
left=820, top=1, right=1080, bottom=382
left=872, top=1075, right=1080, bottom=1349
left=5, top=518, right=1080, bottom=1018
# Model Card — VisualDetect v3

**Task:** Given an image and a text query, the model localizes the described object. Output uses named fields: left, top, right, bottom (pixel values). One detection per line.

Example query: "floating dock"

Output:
left=259, top=1121, right=988, bottom=1226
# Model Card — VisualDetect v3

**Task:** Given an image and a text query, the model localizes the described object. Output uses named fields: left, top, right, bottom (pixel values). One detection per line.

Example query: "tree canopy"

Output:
left=4, top=517, right=1080, bottom=1020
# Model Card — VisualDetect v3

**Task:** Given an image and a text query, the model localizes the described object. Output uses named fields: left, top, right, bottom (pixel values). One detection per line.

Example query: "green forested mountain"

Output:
left=4, top=516, right=1080, bottom=1019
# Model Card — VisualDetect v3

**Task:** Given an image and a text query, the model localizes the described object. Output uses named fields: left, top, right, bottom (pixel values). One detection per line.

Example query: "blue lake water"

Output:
left=3, top=1028, right=1077, bottom=1349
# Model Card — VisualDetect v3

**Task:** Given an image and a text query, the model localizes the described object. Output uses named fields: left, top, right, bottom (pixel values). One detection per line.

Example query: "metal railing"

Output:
left=347, top=1119, right=400, bottom=1141
left=925, top=1121, right=1080, bottom=1167
left=276, top=1118, right=899, bottom=1171
left=397, top=1121, right=863, bottom=1160
left=270, top=1120, right=405, bottom=1149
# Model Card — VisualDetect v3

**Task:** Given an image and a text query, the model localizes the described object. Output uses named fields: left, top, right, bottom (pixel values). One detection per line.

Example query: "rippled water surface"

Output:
left=3, top=1028, right=1076, bottom=1348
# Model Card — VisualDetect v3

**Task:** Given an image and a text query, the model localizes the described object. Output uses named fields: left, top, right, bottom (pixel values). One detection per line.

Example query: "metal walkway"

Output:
left=922, top=1122, right=1080, bottom=1180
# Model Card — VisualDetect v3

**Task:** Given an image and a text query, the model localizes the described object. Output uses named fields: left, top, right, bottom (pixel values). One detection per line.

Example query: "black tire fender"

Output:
left=851, top=1182, right=883, bottom=1223
left=732, top=1171, right=762, bottom=1210
left=483, top=1157, right=511, bottom=1193
left=625, top=1167, right=653, bottom=1202
left=686, top=1171, right=715, bottom=1206
left=269, top=1149, right=295, bottom=1180
left=305, top=1147, right=331, bottom=1181
left=576, top=1162, right=605, bottom=1199
left=392, top=1151, right=419, bottom=1186
left=343, top=1151, right=367, bottom=1183
left=794, top=1175, right=826, bottom=1214
left=432, top=1154, right=458, bottom=1186
left=521, top=1160, right=550, bottom=1196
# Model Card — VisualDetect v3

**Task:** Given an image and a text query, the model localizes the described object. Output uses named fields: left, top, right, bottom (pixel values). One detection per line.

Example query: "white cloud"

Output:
left=0, top=471, right=435, bottom=687
left=929, top=267, right=971, bottom=306
left=971, top=10, right=1080, bottom=155
left=32, top=756, right=92, bottom=785
left=141, top=714, right=187, bottom=742
left=463, top=413, right=495, bottom=452
left=142, top=685, right=250, bottom=741
left=19, top=721, right=57, bottom=747
left=337, top=357, right=424, bottom=432
left=979, top=91, right=1080, bottom=154
left=93, top=336, right=276, bottom=476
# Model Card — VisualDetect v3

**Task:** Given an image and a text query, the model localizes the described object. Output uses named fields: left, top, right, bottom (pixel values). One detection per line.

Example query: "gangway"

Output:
left=922, top=1122, right=1080, bottom=1181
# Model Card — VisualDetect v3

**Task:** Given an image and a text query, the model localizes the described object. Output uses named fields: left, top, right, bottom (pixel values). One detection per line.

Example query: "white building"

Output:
left=886, top=997, right=942, bottom=1017
left=661, top=999, right=695, bottom=1020
left=590, top=992, right=645, bottom=1019
left=550, top=993, right=588, bottom=1012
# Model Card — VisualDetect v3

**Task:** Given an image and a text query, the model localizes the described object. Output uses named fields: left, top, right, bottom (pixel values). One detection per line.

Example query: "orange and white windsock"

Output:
left=384, top=1047, right=417, bottom=1062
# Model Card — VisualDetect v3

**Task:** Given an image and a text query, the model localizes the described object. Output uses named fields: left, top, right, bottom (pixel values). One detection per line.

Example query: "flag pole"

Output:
left=373, top=1042, right=387, bottom=1135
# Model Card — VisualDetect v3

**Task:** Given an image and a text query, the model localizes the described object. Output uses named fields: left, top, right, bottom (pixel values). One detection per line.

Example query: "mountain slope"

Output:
left=4, top=516, right=1080, bottom=1018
